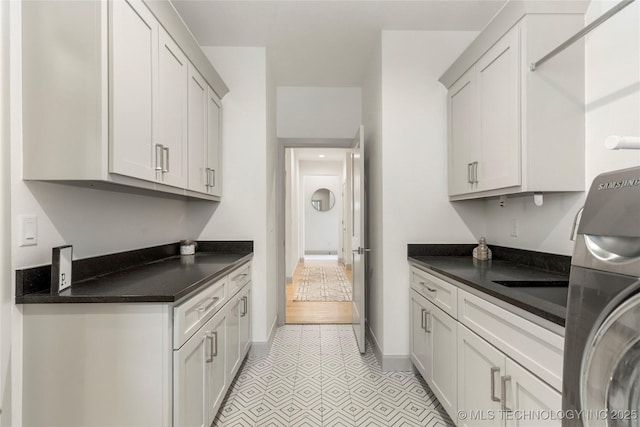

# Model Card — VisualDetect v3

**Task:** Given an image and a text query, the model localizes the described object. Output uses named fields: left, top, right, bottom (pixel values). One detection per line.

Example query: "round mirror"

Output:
left=311, top=188, right=335, bottom=212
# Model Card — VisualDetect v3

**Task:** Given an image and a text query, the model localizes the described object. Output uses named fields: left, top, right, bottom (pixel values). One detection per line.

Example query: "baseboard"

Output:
left=304, top=250, right=338, bottom=255
left=366, top=322, right=413, bottom=372
left=250, top=315, right=278, bottom=357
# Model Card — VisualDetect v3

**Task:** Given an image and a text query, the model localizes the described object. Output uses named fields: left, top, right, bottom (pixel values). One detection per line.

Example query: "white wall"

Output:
left=483, top=1, right=640, bottom=256
left=303, top=176, right=341, bottom=254
left=266, top=51, right=278, bottom=340
left=364, top=31, right=482, bottom=362
left=193, top=46, right=277, bottom=344
left=1, top=1, right=11, bottom=423
left=277, top=87, right=362, bottom=138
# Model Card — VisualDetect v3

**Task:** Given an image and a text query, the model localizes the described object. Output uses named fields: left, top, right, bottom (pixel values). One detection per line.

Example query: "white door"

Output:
left=504, top=358, right=561, bottom=427
left=458, top=324, right=505, bottom=427
left=174, top=332, right=208, bottom=427
left=410, top=291, right=430, bottom=378
left=157, top=27, right=188, bottom=187
left=109, top=0, right=157, bottom=181
left=207, top=88, right=222, bottom=196
left=351, top=125, right=367, bottom=353
left=187, top=63, right=207, bottom=193
left=476, top=27, right=520, bottom=192
left=448, top=68, right=479, bottom=196
left=430, top=303, right=458, bottom=420
left=205, top=313, right=227, bottom=425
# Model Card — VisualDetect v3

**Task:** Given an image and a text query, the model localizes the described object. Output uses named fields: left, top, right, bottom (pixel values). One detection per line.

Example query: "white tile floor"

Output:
left=214, top=324, right=455, bottom=427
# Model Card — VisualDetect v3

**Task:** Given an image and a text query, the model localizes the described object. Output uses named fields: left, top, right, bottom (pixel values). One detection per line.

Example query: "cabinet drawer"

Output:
left=458, top=289, right=564, bottom=391
left=228, top=262, right=251, bottom=297
left=410, top=267, right=458, bottom=318
left=174, top=277, right=227, bottom=349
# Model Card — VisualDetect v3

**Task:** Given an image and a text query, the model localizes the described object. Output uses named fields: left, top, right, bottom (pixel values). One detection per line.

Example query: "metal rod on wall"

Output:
left=530, top=0, right=636, bottom=72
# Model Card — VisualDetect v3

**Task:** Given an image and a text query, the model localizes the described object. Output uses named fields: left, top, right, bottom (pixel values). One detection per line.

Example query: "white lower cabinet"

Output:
left=410, top=289, right=458, bottom=421
left=457, top=325, right=561, bottom=427
left=174, top=310, right=227, bottom=427
left=22, top=261, right=252, bottom=427
left=409, top=266, right=563, bottom=427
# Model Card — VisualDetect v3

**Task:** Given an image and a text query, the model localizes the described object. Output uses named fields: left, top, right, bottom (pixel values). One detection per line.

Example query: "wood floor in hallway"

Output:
left=286, top=258, right=353, bottom=324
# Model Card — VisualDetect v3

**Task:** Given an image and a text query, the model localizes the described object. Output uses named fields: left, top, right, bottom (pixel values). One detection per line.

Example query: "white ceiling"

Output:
left=171, top=0, right=507, bottom=86
left=293, top=147, right=350, bottom=162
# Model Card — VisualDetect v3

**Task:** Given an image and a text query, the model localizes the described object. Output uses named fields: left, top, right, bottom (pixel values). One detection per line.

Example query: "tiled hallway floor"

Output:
left=214, top=324, right=455, bottom=427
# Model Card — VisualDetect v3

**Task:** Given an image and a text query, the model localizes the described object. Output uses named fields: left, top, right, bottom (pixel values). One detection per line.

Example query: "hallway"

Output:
left=286, top=257, right=352, bottom=324
left=213, top=325, right=454, bottom=427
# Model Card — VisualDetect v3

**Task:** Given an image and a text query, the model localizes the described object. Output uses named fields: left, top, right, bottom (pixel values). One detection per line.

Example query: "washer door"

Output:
left=582, top=293, right=640, bottom=427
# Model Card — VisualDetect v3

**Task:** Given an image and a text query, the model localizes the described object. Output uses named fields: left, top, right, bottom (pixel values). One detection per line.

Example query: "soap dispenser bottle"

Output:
left=473, top=237, right=492, bottom=261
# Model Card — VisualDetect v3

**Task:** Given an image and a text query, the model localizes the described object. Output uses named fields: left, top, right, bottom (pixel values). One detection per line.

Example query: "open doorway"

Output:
left=284, top=147, right=353, bottom=324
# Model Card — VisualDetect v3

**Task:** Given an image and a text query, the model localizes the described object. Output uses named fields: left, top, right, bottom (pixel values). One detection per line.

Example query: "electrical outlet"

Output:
left=19, top=215, right=38, bottom=247
left=510, top=219, right=519, bottom=237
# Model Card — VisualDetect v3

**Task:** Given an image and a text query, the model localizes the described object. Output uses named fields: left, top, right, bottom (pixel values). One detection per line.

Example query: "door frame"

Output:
left=276, top=138, right=353, bottom=326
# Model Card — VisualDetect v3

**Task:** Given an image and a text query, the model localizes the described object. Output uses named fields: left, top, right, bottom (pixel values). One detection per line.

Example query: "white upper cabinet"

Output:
left=206, top=87, right=222, bottom=197
left=475, top=27, right=520, bottom=193
left=110, top=0, right=158, bottom=182
left=187, top=64, right=209, bottom=193
left=22, top=0, right=228, bottom=201
left=441, top=3, right=587, bottom=200
left=157, top=27, right=189, bottom=188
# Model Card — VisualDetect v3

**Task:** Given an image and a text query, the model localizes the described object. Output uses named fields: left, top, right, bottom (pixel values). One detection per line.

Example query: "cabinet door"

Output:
left=458, top=324, right=504, bottom=427
left=430, top=303, right=458, bottom=420
left=110, top=0, right=157, bottom=181
left=187, top=64, right=208, bottom=193
left=174, top=331, right=208, bottom=427
left=238, top=285, right=251, bottom=359
left=157, top=28, right=188, bottom=187
left=504, top=359, right=561, bottom=427
left=207, top=87, right=222, bottom=197
left=226, top=296, right=240, bottom=378
left=448, top=68, right=479, bottom=196
left=410, top=291, right=430, bottom=379
left=205, top=313, right=227, bottom=425
left=476, top=27, right=521, bottom=192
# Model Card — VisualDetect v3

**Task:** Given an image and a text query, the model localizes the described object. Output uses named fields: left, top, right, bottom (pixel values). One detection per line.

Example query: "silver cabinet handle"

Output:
left=162, top=147, right=169, bottom=173
left=205, top=167, right=211, bottom=187
left=240, top=296, right=248, bottom=317
left=211, top=169, right=215, bottom=187
left=420, top=308, right=426, bottom=330
left=155, top=144, right=164, bottom=171
left=490, top=367, right=501, bottom=402
left=425, top=312, right=432, bottom=333
left=205, top=332, right=214, bottom=363
left=468, top=163, right=473, bottom=184
left=473, top=161, right=478, bottom=184
left=425, top=286, right=437, bottom=293
left=211, top=331, right=218, bottom=357
left=501, top=375, right=512, bottom=411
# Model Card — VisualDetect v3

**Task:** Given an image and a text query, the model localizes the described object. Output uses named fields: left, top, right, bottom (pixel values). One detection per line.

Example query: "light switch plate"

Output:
left=19, top=215, right=37, bottom=247
left=51, top=245, right=72, bottom=293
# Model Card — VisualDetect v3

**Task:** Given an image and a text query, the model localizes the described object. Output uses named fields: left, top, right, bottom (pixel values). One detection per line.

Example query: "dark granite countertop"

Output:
left=16, top=241, right=253, bottom=304
left=408, top=244, right=570, bottom=326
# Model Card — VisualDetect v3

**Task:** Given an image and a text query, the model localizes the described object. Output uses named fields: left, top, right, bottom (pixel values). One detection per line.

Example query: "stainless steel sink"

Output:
left=492, top=280, right=569, bottom=287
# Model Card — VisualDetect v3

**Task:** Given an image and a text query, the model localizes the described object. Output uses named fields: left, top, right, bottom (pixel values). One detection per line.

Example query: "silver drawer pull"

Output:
left=205, top=167, right=211, bottom=187
left=232, top=273, right=249, bottom=282
left=425, top=286, right=437, bottom=293
left=197, top=296, right=219, bottom=313
left=420, top=309, right=426, bottom=330
left=490, top=367, right=501, bottom=402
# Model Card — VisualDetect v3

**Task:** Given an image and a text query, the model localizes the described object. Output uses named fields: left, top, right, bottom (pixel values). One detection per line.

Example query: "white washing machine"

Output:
left=563, top=166, right=640, bottom=427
